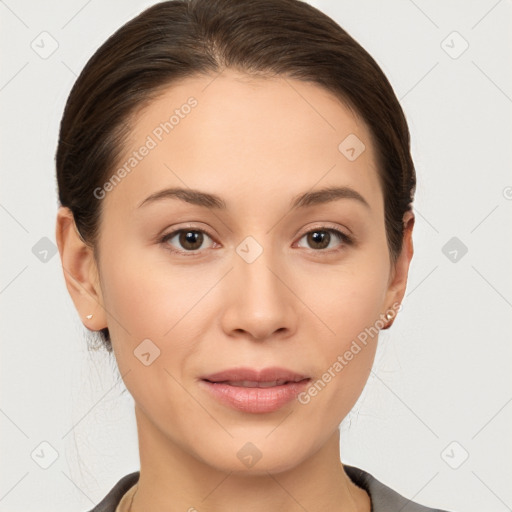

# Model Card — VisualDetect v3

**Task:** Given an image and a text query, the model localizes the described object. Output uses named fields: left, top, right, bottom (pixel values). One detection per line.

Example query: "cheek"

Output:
left=300, top=254, right=390, bottom=345
left=100, top=248, right=202, bottom=338
left=295, top=253, right=389, bottom=415
left=100, top=260, right=167, bottom=342
left=99, top=251, right=209, bottom=418
left=99, top=246, right=223, bottom=379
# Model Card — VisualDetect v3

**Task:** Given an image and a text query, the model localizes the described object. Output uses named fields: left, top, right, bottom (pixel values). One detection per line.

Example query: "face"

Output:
left=65, top=70, right=412, bottom=475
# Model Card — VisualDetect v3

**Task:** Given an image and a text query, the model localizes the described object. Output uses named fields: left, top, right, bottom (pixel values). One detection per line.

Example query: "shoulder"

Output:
left=84, top=472, right=139, bottom=512
left=344, top=464, right=455, bottom=512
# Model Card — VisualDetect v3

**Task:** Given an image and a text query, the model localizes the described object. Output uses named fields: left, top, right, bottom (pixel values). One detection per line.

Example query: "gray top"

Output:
left=86, top=464, right=453, bottom=512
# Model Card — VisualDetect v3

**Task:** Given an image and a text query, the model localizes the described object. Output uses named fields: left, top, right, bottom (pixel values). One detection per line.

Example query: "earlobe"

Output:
left=55, top=206, right=107, bottom=331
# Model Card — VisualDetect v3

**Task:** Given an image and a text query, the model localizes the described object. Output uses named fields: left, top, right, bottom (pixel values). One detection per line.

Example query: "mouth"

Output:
left=203, top=378, right=308, bottom=388
left=201, top=366, right=310, bottom=384
left=199, top=367, right=311, bottom=413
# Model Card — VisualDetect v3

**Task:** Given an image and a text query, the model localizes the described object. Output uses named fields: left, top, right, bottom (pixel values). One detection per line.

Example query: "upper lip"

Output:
left=201, top=366, right=310, bottom=384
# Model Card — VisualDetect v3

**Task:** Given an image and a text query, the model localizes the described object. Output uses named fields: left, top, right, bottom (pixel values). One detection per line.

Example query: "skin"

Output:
left=56, top=69, right=414, bottom=512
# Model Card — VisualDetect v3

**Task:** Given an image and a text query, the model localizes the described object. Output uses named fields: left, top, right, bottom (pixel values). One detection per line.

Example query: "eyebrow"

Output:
left=138, top=187, right=226, bottom=209
left=290, top=186, right=370, bottom=210
left=137, top=185, right=370, bottom=210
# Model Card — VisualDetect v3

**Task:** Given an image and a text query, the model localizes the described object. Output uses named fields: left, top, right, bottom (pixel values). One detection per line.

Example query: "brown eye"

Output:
left=297, top=228, right=351, bottom=251
left=161, top=229, right=214, bottom=253
left=179, top=231, right=204, bottom=250
left=307, top=230, right=331, bottom=249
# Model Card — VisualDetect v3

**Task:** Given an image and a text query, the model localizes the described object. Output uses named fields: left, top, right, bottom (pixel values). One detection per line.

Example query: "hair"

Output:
left=56, top=0, right=416, bottom=352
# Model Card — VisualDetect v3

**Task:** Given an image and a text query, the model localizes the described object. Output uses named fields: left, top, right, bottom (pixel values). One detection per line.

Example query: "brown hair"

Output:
left=56, top=0, right=416, bottom=352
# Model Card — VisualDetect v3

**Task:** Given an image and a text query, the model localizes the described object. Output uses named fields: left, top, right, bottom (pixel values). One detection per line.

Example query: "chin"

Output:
left=194, top=435, right=312, bottom=476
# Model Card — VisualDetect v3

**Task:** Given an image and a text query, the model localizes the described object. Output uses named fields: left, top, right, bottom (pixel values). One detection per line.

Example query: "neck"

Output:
left=130, top=405, right=370, bottom=512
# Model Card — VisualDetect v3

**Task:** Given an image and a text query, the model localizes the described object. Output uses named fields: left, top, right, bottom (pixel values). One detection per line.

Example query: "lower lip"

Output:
left=199, top=379, right=310, bottom=413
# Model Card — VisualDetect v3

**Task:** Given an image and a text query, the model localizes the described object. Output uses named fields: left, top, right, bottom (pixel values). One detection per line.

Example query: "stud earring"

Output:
left=86, top=314, right=93, bottom=320
left=385, top=312, right=393, bottom=321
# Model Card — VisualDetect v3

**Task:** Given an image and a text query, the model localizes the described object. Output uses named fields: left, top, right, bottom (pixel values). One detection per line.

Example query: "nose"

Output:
left=219, top=245, right=298, bottom=342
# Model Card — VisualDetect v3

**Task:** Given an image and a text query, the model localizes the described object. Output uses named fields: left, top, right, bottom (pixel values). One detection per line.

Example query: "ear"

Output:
left=55, top=206, right=107, bottom=331
left=382, top=210, right=415, bottom=327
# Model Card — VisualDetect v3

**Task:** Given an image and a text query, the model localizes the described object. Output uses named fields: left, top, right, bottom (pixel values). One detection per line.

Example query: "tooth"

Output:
left=227, top=380, right=285, bottom=388
left=258, top=381, right=277, bottom=388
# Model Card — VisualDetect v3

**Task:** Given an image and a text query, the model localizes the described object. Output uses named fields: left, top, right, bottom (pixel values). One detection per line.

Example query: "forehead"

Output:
left=106, top=70, right=382, bottom=214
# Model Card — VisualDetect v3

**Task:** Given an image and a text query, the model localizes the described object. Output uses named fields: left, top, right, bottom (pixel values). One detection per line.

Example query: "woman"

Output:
left=55, top=0, right=454, bottom=510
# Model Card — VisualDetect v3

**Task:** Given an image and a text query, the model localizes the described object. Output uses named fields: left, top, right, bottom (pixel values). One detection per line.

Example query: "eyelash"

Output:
left=158, top=224, right=353, bottom=256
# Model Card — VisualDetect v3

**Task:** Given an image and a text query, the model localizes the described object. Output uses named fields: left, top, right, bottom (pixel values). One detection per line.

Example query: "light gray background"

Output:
left=1, top=1, right=511, bottom=511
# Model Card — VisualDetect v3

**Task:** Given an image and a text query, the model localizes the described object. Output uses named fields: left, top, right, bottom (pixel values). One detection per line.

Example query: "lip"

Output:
left=199, top=366, right=311, bottom=414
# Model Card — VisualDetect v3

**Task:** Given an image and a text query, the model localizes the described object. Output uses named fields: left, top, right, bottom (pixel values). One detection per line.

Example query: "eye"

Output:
left=159, top=225, right=352, bottom=255
left=295, top=227, right=352, bottom=252
left=160, top=228, right=216, bottom=254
